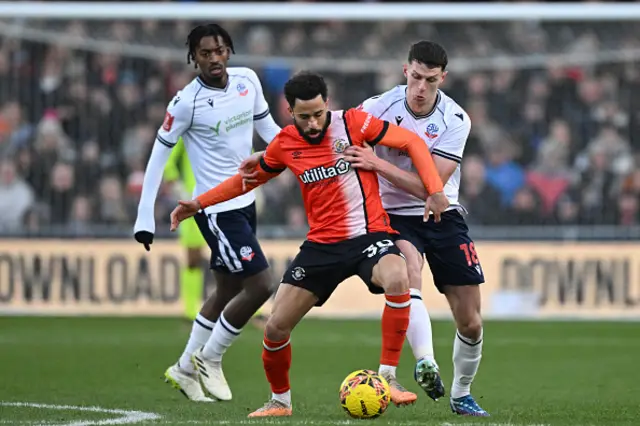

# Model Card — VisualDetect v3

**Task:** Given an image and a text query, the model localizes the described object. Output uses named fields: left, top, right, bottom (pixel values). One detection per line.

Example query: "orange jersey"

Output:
left=197, top=108, right=443, bottom=244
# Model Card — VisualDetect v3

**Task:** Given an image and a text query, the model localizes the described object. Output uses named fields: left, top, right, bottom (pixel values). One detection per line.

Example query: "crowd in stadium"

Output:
left=0, top=12, right=639, bottom=234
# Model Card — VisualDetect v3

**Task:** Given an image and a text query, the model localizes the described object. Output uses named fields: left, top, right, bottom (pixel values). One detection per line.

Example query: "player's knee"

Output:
left=380, top=258, right=409, bottom=294
left=457, top=314, right=483, bottom=341
left=264, top=316, right=291, bottom=342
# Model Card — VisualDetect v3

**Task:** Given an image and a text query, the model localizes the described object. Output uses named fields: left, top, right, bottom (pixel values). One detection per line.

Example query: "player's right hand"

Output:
left=239, top=151, right=264, bottom=189
left=170, top=200, right=202, bottom=232
left=134, top=231, right=154, bottom=252
left=424, top=191, right=449, bottom=223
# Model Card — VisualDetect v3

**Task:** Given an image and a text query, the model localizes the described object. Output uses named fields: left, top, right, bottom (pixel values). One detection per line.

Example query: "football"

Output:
left=339, top=369, right=391, bottom=419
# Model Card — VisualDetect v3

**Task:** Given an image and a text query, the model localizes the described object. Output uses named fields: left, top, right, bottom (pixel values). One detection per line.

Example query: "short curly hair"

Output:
left=283, top=71, right=328, bottom=108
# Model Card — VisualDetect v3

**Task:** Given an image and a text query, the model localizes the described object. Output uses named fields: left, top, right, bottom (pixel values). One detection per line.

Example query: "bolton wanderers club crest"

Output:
left=237, top=83, right=248, bottom=96
left=240, top=246, right=255, bottom=261
left=425, top=123, right=439, bottom=139
left=333, top=138, right=349, bottom=154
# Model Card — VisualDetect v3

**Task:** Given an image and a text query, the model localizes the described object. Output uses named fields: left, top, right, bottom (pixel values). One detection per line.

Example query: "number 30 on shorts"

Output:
left=362, top=239, right=394, bottom=258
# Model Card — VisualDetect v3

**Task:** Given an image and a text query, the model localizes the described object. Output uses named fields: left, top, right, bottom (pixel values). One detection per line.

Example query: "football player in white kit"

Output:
left=345, top=41, right=489, bottom=417
left=134, top=24, right=281, bottom=403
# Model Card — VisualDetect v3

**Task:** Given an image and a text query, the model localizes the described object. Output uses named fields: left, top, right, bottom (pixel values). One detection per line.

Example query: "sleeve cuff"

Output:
left=156, top=135, right=176, bottom=148
left=259, top=156, right=285, bottom=173
left=368, top=121, right=389, bottom=146
left=253, top=109, right=270, bottom=120
left=432, top=148, right=461, bottom=163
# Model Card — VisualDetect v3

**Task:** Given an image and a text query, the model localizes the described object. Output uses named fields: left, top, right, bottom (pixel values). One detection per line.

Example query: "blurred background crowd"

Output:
left=0, top=0, right=639, bottom=237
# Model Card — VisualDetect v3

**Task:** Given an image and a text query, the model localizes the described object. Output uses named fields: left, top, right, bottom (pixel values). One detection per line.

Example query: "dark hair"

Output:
left=186, top=24, right=235, bottom=65
left=408, top=41, right=448, bottom=70
left=283, top=71, right=328, bottom=108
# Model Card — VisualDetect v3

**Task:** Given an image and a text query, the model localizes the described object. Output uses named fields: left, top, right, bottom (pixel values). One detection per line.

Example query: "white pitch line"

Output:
left=0, top=402, right=161, bottom=426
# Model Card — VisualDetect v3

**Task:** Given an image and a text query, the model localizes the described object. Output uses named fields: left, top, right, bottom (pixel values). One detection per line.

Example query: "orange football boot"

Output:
left=382, top=375, right=418, bottom=406
left=247, top=399, right=292, bottom=418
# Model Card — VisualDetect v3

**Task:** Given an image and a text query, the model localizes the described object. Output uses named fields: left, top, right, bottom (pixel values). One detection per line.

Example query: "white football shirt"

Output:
left=359, top=86, right=471, bottom=216
left=157, top=67, right=275, bottom=214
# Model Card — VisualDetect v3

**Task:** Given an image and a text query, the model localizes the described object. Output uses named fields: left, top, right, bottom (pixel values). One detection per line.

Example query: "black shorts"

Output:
left=282, top=232, right=403, bottom=306
left=194, top=203, right=269, bottom=277
left=388, top=210, right=484, bottom=293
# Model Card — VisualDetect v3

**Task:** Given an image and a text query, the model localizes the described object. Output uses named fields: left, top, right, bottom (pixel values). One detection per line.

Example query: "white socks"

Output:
left=178, top=314, right=215, bottom=374
left=406, top=288, right=435, bottom=362
left=451, top=328, right=483, bottom=399
left=202, top=313, right=242, bottom=361
left=378, top=365, right=397, bottom=378
left=176, top=313, right=243, bottom=374
left=272, top=390, right=291, bottom=407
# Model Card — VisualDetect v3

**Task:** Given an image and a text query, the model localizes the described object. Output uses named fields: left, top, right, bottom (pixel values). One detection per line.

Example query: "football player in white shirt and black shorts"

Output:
left=345, top=41, right=489, bottom=417
left=134, top=24, right=281, bottom=403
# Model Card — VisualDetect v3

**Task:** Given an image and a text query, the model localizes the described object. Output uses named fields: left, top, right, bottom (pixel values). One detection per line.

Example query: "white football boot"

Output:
left=192, top=347, right=232, bottom=401
left=164, top=364, right=215, bottom=402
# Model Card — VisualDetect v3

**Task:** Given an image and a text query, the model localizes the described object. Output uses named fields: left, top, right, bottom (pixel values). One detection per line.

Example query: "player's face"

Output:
left=404, top=60, right=446, bottom=110
left=195, top=36, right=230, bottom=82
left=290, top=95, right=329, bottom=141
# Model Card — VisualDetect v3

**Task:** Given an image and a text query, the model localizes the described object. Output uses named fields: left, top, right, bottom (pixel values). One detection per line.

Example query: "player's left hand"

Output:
left=170, top=199, right=202, bottom=232
left=344, top=142, right=379, bottom=171
left=134, top=231, right=154, bottom=252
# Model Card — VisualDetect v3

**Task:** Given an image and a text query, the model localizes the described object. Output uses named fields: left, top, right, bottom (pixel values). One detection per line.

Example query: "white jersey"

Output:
left=157, top=67, right=274, bottom=214
left=359, top=86, right=471, bottom=216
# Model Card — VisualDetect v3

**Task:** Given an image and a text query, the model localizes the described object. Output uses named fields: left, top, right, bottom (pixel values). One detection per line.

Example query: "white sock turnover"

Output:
left=272, top=390, right=292, bottom=407
left=378, top=365, right=397, bottom=378
left=406, top=288, right=435, bottom=363
left=201, top=313, right=242, bottom=362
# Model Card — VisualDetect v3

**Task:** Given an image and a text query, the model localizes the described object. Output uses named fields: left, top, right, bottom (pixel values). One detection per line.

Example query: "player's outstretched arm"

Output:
left=170, top=167, right=278, bottom=232
left=172, top=136, right=286, bottom=231
left=379, top=126, right=449, bottom=222
left=363, top=117, right=449, bottom=222
left=346, top=144, right=459, bottom=202
left=344, top=143, right=428, bottom=201
left=376, top=125, right=443, bottom=195
left=239, top=151, right=265, bottom=185
left=197, top=169, right=274, bottom=209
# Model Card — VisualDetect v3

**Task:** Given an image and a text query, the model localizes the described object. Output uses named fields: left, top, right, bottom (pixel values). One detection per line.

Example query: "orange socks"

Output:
left=262, top=335, right=292, bottom=393
left=380, top=292, right=411, bottom=366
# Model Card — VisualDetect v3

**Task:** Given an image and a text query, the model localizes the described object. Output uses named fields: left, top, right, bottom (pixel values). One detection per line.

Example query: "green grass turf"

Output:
left=0, top=317, right=638, bottom=425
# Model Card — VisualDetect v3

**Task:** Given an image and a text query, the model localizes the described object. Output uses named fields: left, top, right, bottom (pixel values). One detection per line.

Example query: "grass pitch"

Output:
left=0, top=317, right=638, bottom=425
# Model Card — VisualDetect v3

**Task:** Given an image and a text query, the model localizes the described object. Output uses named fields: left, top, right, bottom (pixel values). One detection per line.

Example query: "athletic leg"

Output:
left=394, top=239, right=445, bottom=401
left=423, top=213, right=488, bottom=416
left=166, top=270, right=240, bottom=403
left=359, top=237, right=414, bottom=406
left=248, top=283, right=318, bottom=418
left=193, top=206, right=275, bottom=401
left=200, top=269, right=273, bottom=362
left=249, top=240, right=349, bottom=417
left=445, top=284, right=488, bottom=416
left=180, top=216, right=206, bottom=322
